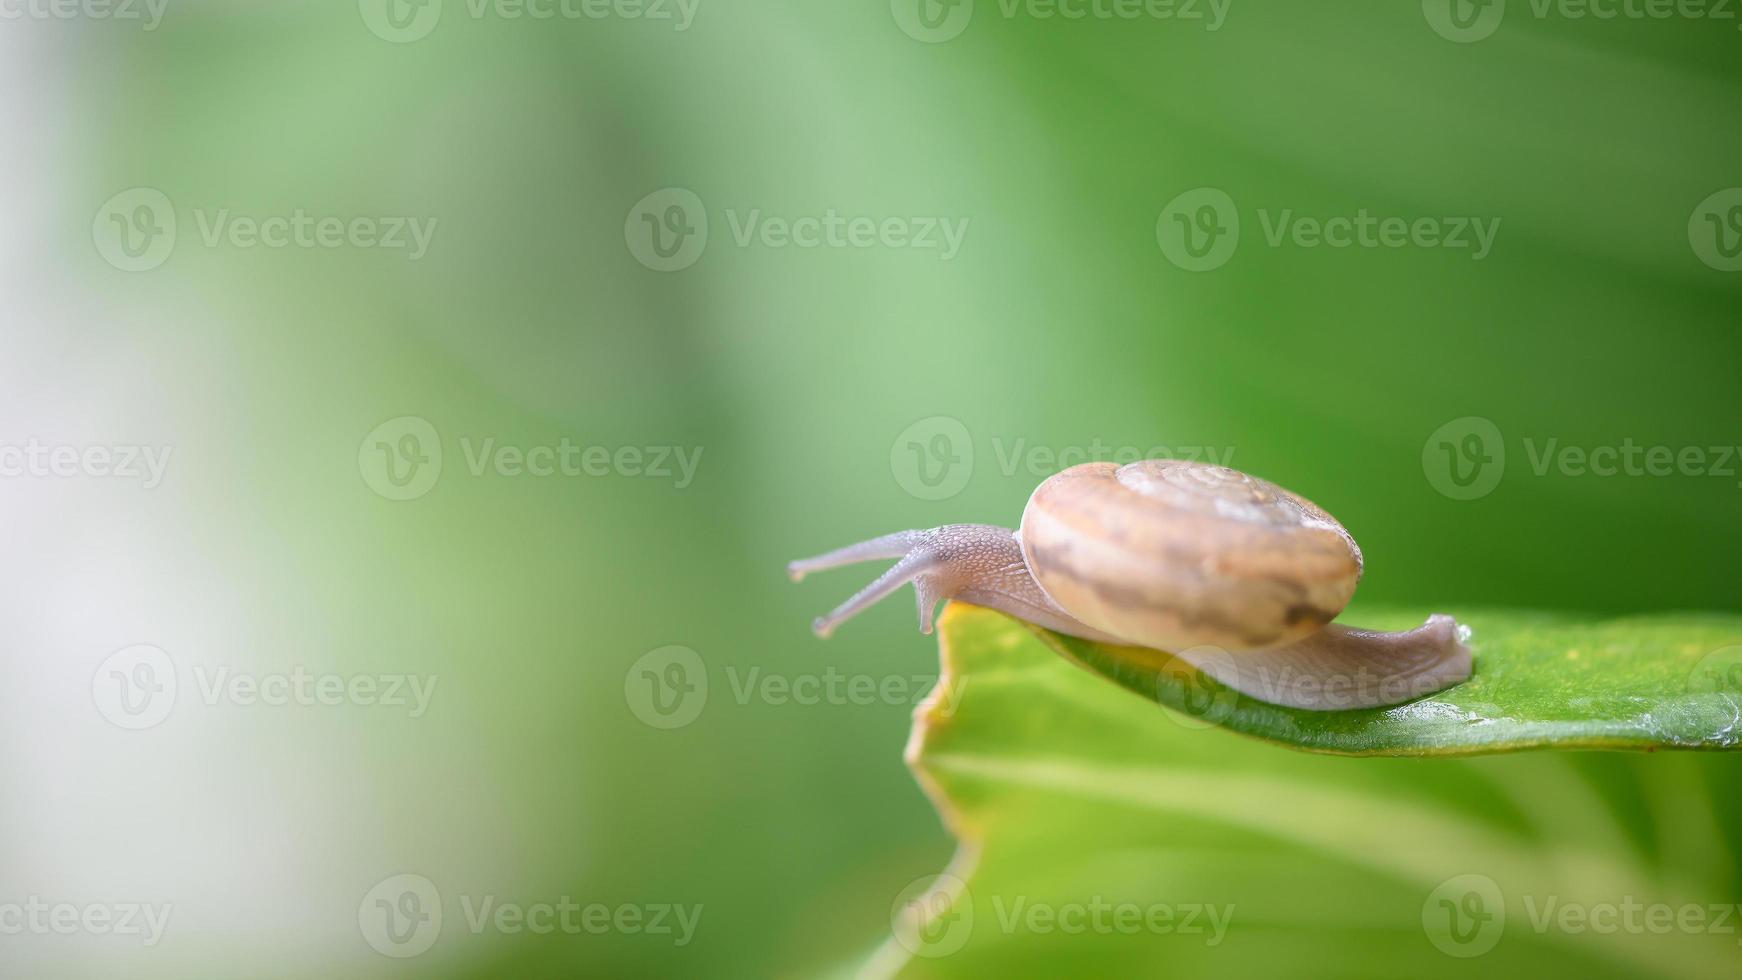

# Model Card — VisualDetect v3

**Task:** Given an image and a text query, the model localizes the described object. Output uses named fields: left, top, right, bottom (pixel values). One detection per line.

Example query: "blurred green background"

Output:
left=3, top=0, right=1740, bottom=976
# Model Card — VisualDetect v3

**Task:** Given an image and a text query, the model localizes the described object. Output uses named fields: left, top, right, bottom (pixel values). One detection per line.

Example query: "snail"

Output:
left=787, top=459, right=1472, bottom=711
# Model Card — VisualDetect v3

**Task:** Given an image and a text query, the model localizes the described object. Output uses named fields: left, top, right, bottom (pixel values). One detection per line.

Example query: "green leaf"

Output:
left=871, top=604, right=1742, bottom=980
left=1023, top=606, right=1742, bottom=756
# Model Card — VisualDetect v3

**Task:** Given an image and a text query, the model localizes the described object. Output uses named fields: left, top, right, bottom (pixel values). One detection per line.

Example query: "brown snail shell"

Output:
left=1020, top=460, right=1364, bottom=653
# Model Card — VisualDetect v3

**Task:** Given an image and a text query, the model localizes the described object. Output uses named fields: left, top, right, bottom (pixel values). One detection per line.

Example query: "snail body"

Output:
left=789, top=459, right=1472, bottom=711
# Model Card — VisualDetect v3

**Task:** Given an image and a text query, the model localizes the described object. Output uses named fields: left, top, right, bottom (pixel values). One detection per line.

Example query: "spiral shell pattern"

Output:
left=1018, top=460, right=1363, bottom=652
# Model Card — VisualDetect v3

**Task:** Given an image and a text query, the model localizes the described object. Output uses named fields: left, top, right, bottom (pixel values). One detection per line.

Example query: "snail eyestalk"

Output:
left=806, top=548, right=939, bottom=638
left=790, top=525, right=1127, bottom=643
left=786, top=530, right=928, bottom=584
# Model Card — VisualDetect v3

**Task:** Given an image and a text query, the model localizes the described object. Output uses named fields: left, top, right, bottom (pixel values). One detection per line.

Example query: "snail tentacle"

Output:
left=792, top=524, right=1125, bottom=642
left=786, top=530, right=929, bottom=583
left=915, top=575, right=943, bottom=635
left=805, top=546, right=939, bottom=639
